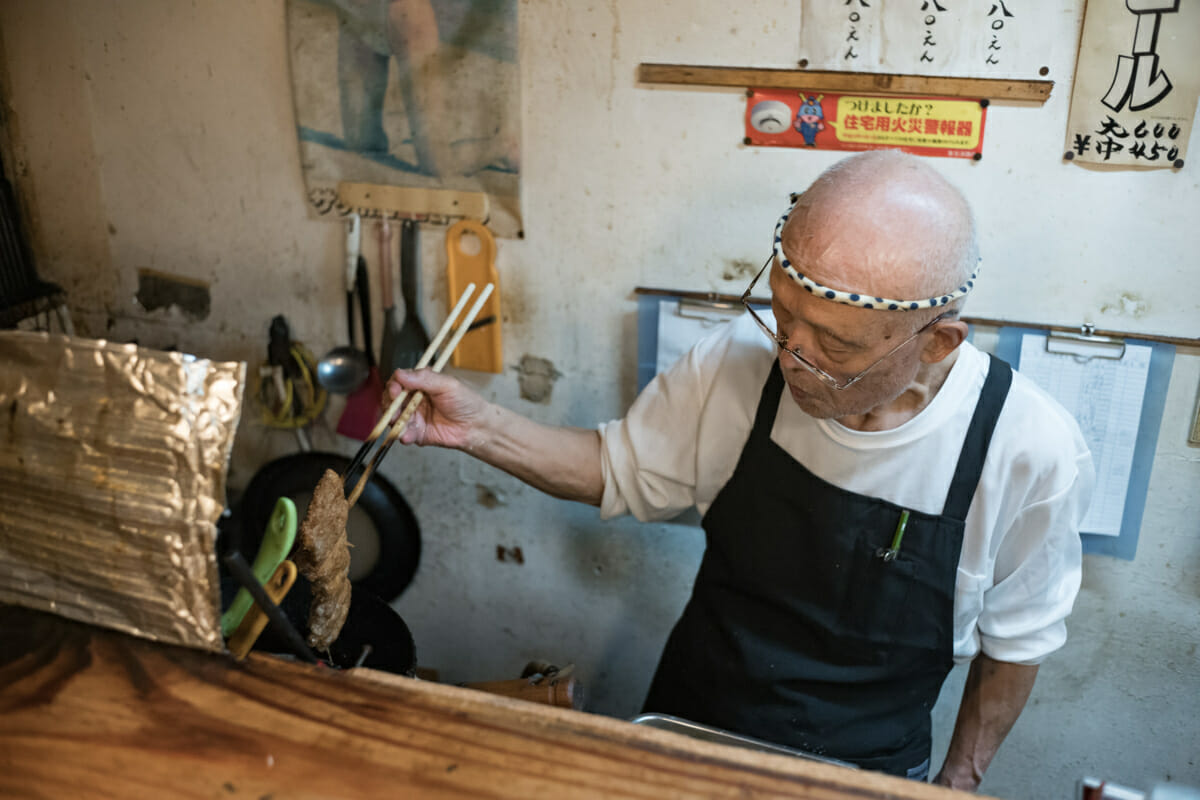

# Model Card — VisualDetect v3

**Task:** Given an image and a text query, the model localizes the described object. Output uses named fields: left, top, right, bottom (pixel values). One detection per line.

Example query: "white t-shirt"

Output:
left=598, top=314, right=1094, bottom=665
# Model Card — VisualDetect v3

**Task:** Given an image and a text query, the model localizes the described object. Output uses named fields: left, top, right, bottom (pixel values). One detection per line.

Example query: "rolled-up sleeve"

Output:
left=979, top=450, right=1094, bottom=664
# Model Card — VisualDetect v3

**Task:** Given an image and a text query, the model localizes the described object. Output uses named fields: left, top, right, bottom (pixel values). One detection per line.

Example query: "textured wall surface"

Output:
left=1, top=2, right=1197, bottom=798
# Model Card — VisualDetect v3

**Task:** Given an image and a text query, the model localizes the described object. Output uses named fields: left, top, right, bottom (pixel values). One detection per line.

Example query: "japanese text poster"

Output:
left=745, top=90, right=986, bottom=160
left=800, top=1, right=1068, bottom=79
left=1065, top=1, right=1198, bottom=168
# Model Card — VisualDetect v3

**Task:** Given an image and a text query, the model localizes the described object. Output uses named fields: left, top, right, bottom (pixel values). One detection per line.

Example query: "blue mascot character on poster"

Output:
left=794, top=94, right=825, bottom=147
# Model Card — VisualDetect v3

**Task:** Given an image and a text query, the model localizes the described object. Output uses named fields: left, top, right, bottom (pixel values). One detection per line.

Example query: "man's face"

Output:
left=766, top=260, right=930, bottom=420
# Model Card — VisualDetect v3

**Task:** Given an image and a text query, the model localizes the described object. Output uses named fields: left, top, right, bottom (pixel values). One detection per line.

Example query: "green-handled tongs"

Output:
left=220, top=497, right=298, bottom=638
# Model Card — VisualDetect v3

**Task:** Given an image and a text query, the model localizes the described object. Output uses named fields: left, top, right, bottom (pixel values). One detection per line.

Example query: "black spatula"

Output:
left=391, top=219, right=431, bottom=370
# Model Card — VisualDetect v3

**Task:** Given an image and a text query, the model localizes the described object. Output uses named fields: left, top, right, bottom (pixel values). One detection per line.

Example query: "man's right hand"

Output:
left=384, top=368, right=489, bottom=452
left=382, top=367, right=605, bottom=507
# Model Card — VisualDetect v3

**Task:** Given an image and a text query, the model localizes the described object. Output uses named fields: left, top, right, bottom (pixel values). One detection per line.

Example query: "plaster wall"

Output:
left=1, top=2, right=1197, bottom=798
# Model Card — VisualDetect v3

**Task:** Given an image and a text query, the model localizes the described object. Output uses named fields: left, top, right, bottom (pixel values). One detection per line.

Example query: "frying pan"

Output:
left=233, top=451, right=420, bottom=603
left=217, top=451, right=421, bottom=675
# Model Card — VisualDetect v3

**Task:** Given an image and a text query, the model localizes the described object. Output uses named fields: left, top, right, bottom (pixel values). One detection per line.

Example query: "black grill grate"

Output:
left=0, top=166, right=63, bottom=328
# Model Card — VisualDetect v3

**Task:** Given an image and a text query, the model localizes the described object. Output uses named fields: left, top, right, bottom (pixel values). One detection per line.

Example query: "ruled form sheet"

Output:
left=1018, top=333, right=1154, bottom=536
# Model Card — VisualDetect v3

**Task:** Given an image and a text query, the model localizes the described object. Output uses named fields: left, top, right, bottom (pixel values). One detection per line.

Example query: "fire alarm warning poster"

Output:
left=745, top=89, right=988, bottom=160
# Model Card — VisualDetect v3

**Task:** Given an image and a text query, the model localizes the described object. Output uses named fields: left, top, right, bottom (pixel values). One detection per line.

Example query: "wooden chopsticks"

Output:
left=342, top=282, right=495, bottom=508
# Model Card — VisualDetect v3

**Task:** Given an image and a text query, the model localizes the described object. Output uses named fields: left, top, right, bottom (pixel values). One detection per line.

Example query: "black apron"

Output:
left=642, top=355, right=1012, bottom=778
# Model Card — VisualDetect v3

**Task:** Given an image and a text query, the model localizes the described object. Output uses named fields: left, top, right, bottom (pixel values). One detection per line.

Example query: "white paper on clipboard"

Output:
left=655, top=299, right=743, bottom=375
left=1017, top=333, right=1153, bottom=536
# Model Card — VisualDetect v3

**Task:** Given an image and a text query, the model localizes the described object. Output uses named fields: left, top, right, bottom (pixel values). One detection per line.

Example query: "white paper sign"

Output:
left=800, top=1, right=1066, bottom=79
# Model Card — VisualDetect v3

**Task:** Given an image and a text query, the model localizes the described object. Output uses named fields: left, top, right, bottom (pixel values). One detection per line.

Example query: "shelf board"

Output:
left=637, top=63, right=1053, bottom=104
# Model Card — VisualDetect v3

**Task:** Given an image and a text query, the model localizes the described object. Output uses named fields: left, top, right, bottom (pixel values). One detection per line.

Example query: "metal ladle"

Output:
left=317, top=213, right=370, bottom=395
left=317, top=345, right=368, bottom=394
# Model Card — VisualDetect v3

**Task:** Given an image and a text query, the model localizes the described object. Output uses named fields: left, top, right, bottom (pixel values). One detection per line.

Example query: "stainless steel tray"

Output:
left=629, top=713, right=856, bottom=769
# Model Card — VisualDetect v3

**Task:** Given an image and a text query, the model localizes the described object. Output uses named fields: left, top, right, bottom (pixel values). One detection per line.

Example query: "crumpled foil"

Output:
left=0, top=331, right=245, bottom=651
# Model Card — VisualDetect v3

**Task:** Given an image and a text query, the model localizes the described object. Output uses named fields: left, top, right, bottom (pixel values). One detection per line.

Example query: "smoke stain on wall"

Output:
left=722, top=259, right=758, bottom=281
left=1099, top=292, right=1149, bottom=319
left=516, top=355, right=561, bottom=403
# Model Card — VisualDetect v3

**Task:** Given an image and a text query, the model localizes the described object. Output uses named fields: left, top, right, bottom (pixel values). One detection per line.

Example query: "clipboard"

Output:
left=637, top=292, right=767, bottom=392
left=996, top=326, right=1176, bottom=561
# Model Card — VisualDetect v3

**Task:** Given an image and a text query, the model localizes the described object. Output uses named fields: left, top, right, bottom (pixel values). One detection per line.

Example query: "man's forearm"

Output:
left=466, top=401, right=605, bottom=506
left=935, top=654, right=1039, bottom=792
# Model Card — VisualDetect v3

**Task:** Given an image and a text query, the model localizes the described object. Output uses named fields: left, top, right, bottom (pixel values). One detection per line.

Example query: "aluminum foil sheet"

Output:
left=0, top=331, right=245, bottom=651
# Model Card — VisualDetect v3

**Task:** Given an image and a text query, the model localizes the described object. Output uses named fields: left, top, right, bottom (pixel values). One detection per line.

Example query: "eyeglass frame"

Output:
left=740, top=254, right=959, bottom=391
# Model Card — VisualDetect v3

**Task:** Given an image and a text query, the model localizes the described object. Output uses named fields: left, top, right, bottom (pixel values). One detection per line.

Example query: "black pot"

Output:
left=255, top=574, right=417, bottom=676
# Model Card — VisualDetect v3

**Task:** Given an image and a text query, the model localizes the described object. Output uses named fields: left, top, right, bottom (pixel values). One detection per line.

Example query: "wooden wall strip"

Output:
left=637, top=64, right=1053, bottom=104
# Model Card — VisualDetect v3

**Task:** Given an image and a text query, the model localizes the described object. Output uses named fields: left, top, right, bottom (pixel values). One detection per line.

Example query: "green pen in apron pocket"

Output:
left=877, top=509, right=910, bottom=562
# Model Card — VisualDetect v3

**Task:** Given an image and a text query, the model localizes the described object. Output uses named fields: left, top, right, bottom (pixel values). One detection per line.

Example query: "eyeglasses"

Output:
left=740, top=255, right=956, bottom=391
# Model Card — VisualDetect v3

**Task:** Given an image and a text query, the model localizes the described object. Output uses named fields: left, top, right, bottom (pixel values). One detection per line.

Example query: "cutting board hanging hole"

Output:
left=458, top=230, right=483, bottom=257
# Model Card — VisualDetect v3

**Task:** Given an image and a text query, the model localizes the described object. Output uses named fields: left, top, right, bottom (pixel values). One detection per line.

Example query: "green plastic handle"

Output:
left=220, top=497, right=298, bottom=638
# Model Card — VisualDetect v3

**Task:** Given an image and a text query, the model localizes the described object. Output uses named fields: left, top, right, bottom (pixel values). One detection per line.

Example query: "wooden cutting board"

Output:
left=445, top=220, right=502, bottom=373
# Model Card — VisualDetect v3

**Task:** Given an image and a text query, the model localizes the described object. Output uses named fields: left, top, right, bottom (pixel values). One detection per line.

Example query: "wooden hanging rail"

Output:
left=634, top=287, right=1199, bottom=349
left=637, top=64, right=1054, bottom=104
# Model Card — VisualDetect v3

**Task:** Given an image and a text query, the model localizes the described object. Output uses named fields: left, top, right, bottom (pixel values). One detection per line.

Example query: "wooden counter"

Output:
left=0, top=606, right=978, bottom=799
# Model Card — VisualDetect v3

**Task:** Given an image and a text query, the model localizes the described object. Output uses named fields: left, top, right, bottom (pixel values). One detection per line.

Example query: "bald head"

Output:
left=780, top=151, right=977, bottom=306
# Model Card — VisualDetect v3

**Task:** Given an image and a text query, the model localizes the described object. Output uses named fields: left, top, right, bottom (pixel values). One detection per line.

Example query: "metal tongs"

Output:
left=340, top=282, right=494, bottom=507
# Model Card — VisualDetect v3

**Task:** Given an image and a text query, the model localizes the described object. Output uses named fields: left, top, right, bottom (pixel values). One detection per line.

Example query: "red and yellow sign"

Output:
left=745, top=89, right=987, bottom=160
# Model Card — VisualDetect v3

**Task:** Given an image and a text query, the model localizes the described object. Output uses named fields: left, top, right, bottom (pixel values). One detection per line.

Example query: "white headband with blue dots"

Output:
left=773, top=204, right=980, bottom=311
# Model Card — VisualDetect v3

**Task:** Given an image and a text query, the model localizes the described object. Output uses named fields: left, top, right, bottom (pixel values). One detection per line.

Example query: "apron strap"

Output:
left=751, top=362, right=787, bottom=440
left=942, top=354, right=1013, bottom=521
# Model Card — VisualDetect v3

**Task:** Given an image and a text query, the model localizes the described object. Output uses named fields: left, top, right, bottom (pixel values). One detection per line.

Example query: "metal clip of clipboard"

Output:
left=1045, top=323, right=1127, bottom=362
left=675, top=296, right=743, bottom=327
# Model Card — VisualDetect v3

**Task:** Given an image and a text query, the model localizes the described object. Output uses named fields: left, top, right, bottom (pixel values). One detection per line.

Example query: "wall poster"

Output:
left=287, top=0, right=521, bottom=233
left=1064, top=1, right=1198, bottom=169
left=745, top=89, right=987, bottom=160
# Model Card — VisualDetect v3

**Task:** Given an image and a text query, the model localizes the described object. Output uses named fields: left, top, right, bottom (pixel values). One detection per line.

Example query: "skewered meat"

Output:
left=293, top=469, right=352, bottom=650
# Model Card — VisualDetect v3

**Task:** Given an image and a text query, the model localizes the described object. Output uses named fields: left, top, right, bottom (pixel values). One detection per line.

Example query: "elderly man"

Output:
left=385, top=151, right=1093, bottom=789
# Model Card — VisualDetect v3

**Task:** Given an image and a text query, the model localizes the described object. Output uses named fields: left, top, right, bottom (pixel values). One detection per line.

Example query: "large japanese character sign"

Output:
left=1066, top=0, right=1196, bottom=169
left=1103, top=0, right=1178, bottom=113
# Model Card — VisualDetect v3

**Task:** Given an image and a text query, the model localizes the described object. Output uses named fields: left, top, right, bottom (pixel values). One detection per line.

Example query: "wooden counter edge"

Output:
left=1, top=606, right=983, bottom=799
left=342, top=664, right=973, bottom=797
